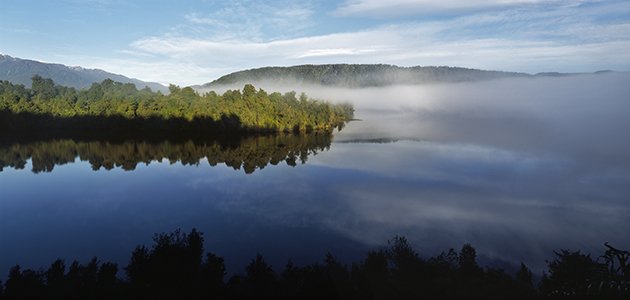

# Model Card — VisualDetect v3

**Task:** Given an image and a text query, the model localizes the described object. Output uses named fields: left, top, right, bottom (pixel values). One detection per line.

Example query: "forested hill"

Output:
left=200, top=64, right=532, bottom=88
left=0, top=54, right=167, bottom=93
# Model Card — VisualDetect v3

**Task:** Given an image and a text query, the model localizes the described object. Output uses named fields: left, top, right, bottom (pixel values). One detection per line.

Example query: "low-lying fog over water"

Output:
left=1, top=73, right=629, bottom=277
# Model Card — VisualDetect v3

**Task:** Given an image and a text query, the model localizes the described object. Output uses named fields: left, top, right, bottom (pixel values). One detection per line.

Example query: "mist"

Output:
left=203, top=72, right=630, bottom=170
left=3, top=72, right=628, bottom=277
left=194, top=73, right=630, bottom=272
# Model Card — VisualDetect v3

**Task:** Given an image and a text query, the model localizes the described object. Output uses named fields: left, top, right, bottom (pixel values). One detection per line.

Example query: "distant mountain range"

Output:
left=198, top=64, right=618, bottom=90
left=1, top=54, right=615, bottom=93
left=198, top=64, right=545, bottom=89
left=0, top=54, right=167, bottom=92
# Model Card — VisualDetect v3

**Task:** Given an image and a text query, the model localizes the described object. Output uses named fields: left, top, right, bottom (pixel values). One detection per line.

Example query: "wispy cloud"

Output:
left=126, top=34, right=630, bottom=85
left=83, top=0, right=630, bottom=85
left=128, top=27, right=405, bottom=68
left=296, top=48, right=380, bottom=58
left=334, top=0, right=591, bottom=17
left=180, top=0, right=315, bottom=41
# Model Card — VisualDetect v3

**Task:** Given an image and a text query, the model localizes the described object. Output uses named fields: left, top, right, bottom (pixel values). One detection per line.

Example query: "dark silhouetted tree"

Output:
left=4, top=265, right=45, bottom=298
left=4, top=229, right=628, bottom=299
left=541, top=249, right=605, bottom=296
left=516, top=262, right=533, bottom=287
left=96, top=262, right=118, bottom=296
left=352, top=250, right=390, bottom=298
left=387, top=235, right=424, bottom=297
left=124, top=228, right=218, bottom=298
left=125, top=245, right=150, bottom=288
left=199, top=253, right=226, bottom=296
left=244, top=254, right=277, bottom=296
left=45, top=259, right=66, bottom=297
left=459, top=243, right=481, bottom=276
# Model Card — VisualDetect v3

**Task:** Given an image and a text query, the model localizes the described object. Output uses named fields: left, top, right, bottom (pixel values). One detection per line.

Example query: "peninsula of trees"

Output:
left=0, top=76, right=354, bottom=133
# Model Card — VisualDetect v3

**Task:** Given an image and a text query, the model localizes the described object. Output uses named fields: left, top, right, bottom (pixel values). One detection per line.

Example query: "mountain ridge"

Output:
left=0, top=54, right=167, bottom=92
left=197, top=64, right=614, bottom=89
left=198, top=64, right=532, bottom=89
left=2, top=55, right=617, bottom=91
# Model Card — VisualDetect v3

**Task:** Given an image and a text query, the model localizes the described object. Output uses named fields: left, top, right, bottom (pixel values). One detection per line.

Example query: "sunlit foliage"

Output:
left=0, top=77, right=354, bottom=133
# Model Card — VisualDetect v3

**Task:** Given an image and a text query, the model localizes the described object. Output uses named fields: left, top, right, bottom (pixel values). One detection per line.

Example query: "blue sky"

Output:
left=1, top=0, right=629, bottom=85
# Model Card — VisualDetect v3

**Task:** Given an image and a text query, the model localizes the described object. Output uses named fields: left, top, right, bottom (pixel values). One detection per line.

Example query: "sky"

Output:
left=1, top=0, right=629, bottom=86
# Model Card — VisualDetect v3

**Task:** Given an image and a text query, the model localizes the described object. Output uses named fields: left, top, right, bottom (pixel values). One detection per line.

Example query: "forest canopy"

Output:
left=0, top=76, right=354, bottom=133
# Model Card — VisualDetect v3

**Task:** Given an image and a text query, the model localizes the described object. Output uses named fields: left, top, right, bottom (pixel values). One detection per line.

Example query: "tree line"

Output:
left=0, top=76, right=354, bottom=133
left=0, top=229, right=627, bottom=299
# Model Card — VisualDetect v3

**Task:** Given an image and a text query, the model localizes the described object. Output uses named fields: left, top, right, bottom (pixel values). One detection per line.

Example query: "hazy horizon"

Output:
left=4, top=53, right=627, bottom=89
left=2, top=0, right=629, bottom=86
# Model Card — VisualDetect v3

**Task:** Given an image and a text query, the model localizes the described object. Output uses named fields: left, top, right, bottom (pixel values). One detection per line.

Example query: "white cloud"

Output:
left=124, top=19, right=630, bottom=85
left=129, top=27, right=402, bottom=65
left=90, top=0, right=629, bottom=85
left=334, top=0, right=589, bottom=17
left=180, top=1, right=314, bottom=41
left=296, top=48, right=379, bottom=58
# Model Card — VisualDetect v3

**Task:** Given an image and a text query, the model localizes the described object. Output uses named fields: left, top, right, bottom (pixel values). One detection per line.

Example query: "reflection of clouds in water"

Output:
left=184, top=165, right=339, bottom=227
left=188, top=73, right=630, bottom=271
left=189, top=135, right=630, bottom=272
left=316, top=73, right=630, bottom=170
left=7, top=71, right=629, bottom=279
left=318, top=139, right=630, bottom=206
left=328, top=179, right=629, bottom=270
left=338, top=110, right=630, bottom=171
left=317, top=140, right=565, bottom=182
left=312, top=138, right=630, bottom=261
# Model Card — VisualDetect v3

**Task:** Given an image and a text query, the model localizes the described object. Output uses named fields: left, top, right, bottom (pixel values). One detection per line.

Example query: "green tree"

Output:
left=31, top=75, right=56, bottom=100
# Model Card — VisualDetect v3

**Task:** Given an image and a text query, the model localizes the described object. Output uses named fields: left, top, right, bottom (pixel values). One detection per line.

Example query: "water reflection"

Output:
left=0, top=133, right=332, bottom=174
left=2, top=74, right=630, bottom=284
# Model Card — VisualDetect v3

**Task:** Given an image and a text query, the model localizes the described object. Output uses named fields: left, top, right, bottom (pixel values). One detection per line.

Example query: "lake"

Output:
left=1, top=73, right=629, bottom=278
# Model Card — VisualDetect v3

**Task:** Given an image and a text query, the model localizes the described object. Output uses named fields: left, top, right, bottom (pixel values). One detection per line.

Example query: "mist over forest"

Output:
left=205, top=72, right=630, bottom=165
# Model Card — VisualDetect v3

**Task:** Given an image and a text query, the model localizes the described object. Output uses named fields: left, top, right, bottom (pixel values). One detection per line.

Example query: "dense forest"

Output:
left=0, top=133, right=331, bottom=174
left=201, top=64, right=532, bottom=88
left=0, top=76, right=354, bottom=133
left=0, top=229, right=627, bottom=299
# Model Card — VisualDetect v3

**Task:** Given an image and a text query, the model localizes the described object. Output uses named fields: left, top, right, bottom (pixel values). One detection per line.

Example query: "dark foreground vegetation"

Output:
left=0, top=133, right=332, bottom=174
left=1, top=229, right=627, bottom=299
left=0, top=76, right=354, bottom=133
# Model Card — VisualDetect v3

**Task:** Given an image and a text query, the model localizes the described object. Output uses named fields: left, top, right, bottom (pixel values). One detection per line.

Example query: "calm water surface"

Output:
left=2, top=75, right=629, bottom=277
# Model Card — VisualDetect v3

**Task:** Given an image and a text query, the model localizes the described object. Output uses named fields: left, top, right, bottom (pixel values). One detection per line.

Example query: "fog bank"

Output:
left=200, top=72, right=630, bottom=271
left=205, top=73, right=630, bottom=170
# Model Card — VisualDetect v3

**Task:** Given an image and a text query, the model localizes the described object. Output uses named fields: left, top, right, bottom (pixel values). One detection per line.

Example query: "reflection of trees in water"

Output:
left=0, top=133, right=332, bottom=174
